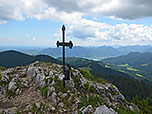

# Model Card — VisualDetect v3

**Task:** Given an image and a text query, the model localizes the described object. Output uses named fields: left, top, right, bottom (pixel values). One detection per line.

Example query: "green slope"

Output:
left=102, top=52, right=152, bottom=82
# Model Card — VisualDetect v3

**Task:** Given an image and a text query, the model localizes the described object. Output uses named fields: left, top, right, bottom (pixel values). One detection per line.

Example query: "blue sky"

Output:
left=0, top=0, right=152, bottom=47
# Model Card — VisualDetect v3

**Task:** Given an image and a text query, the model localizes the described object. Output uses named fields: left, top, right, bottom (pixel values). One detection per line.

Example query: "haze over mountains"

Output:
left=40, top=45, right=152, bottom=60
left=1, top=45, right=152, bottom=60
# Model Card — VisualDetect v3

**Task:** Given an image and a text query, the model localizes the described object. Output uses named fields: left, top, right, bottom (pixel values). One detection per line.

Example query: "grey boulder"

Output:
left=95, top=105, right=117, bottom=114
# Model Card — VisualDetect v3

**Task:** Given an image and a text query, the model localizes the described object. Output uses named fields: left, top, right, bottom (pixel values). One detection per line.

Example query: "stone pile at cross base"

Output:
left=0, top=61, right=139, bottom=114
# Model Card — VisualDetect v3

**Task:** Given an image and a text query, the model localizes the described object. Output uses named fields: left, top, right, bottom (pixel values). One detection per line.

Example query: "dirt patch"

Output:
left=0, top=81, right=45, bottom=111
left=0, top=101, right=14, bottom=109
left=11, top=83, right=43, bottom=110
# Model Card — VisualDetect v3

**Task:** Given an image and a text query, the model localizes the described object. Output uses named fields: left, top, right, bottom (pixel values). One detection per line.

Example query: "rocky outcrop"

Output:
left=81, top=105, right=93, bottom=114
left=95, top=105, right=118, bottom=114
left=0, top=61, right=139, bottom=114
left=8, top=79, right=17, bottom=92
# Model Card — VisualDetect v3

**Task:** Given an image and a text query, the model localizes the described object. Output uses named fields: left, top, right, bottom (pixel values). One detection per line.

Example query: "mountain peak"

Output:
left=0, top=61, right=139, bottom=113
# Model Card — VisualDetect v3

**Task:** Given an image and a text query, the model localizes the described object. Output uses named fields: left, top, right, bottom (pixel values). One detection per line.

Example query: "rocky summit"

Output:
left=0, top=61, right=139, bottom=114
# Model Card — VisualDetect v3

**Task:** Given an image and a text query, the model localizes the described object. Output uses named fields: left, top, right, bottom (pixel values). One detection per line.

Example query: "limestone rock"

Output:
left=131, top=103, right=140, bottom=112
left=15, top=88, right=22, bottom=95
left=49, top=105, right=55, bottom=111
left=27, top=67, right=38, bottom=78
left=0, top=86, right=5, bottom=94
left=81, top=105, right=93, bottom=114
left=109, top=85, right=119, bottom=93
left=95, top=105, right=118, bottom=114
left=21, top=78, right=29, bottom=88
left=26, top=105, right=32, bottom=111
left=104, top=97, right=112, bottom=106
left=1, top=73, right=9, bottom=82
left=28, top=112, right=33, bottom=114
left=2, top=68, right=14, bottom=75
left=47, top=87, right=55, bottom=97
left=35, top=102, right=41, bottom=109
left=113, top=93, right=125, bottom=101
left=49, top=71, right=53, bottom=77
left=8, top=80, right=17, bottom=92
left=129, top=105, right=134, bottom=112
left=47, top=87, right=57, bottom=105
left=61, top=93, right=67, bottom=98
left=35, top=73, right=46, bottom=87
left=51, top=92, right=57, bottom=104
left=58, top=102, right=64, bottom=108
left=27, top=65, right=46, bottom=87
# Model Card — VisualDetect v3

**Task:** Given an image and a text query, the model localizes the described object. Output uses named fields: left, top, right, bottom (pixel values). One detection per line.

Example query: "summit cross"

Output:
left=56, top=25, right=73, bottom=87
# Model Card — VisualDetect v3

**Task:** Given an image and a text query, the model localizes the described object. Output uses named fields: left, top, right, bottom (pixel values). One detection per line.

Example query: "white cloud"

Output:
left=0, top=0, right=152, bottom=21
left=66, top=21, right=152, bottom=46
left=67, top=19, right=111, bottom=39
left=25, top=34, right=36, bottom=41
left=25, top=34, right=29, bottom=37
left=42, top=0, right=152, bottom=20
left=0, top=0, right=25, bottom=20
left=0, top=21, right=7, bottom=25
left=32, top=37, right=36, bottom=40
left=100, top=0, right=152, bottom=20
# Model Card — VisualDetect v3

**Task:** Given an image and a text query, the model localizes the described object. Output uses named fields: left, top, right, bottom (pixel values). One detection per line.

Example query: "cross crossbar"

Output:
left=57, top=41, right=73, bottom=49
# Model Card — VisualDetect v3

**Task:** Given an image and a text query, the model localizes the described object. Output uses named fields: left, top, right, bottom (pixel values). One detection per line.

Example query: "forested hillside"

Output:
left=102, top=52, right=152, bottom=83
left=0, top=50, right=61, bottom=68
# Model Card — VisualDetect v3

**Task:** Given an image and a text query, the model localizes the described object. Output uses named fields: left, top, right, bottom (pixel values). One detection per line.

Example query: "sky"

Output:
left=0, top=0, right=152, bottom=47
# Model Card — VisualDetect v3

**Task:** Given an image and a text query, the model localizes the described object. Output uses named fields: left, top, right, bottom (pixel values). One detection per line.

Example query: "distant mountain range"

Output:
left=117, top=45, right=151, bottom=55
left=0, top=47, right=45, bottom=55
left=40, top=46, right=122, bottom=60
left=1, top=45, right=152, bottom=60
left=40, top=45, right=152, bottom=60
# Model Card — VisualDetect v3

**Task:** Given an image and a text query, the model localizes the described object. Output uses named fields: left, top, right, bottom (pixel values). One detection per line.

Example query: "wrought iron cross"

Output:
left=56, top=25, right=73, bottom=87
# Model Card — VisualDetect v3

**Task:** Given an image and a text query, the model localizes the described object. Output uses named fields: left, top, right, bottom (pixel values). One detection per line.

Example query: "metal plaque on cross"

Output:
left=56, top=25, right=73, bottom=88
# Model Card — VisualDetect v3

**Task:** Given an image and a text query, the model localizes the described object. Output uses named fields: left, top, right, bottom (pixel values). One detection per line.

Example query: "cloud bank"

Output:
left=1, top=0, right=152, bottom=21
left=0, top=0, right=152, bottom=46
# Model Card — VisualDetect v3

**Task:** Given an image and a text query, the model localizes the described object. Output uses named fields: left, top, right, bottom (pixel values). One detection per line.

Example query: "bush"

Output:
left=95, top=78, right=105, bottom=84
left=41, top=87, right=49, bottom=98
left=0, top=66, right=6, bottom=71
left=115, top=105, right=138, bottom=114
left=132, top=95, right=152, bottom=114
left=84, top=81, right=91, bottom=91
left=80, top=69, right=94, bottom=80
left=80, top=69, right=105, bottom=84
left=6, top=88, right=15, bottom=96
left=79, top=94, right=101, bottom=108
left=0, top=75, right=2, bottom=80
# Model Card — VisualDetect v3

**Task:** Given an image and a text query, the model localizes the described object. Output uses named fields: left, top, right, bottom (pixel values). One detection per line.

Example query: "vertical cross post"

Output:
left=56, top=25, right=73, bottom=88
left=62, top=25, right=65, bottom=76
